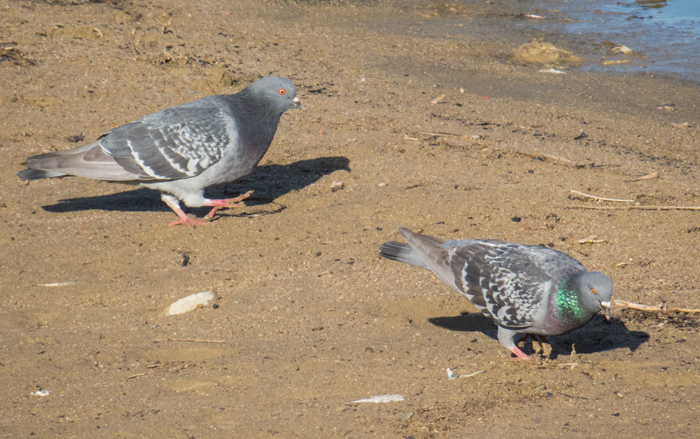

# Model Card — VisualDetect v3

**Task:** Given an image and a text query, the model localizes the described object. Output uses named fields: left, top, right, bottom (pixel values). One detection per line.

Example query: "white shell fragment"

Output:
left=31, top=390, right=51, bottom=397
left=353, top=394, right=405, bottom=403
left=168, top=291, right=214, bottom=315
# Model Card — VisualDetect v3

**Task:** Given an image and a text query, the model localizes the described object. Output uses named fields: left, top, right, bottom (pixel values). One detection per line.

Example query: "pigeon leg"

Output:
left=203, top=190, right=253, bottom=219
left=509, top=346, right=532, bottom=361
left=498, top=327, right=532, bottom=360
left=163, top=197, right=211, bottom=227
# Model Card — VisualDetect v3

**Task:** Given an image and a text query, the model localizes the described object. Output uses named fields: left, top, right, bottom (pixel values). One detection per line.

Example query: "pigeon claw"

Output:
left=203, top=191, right=254, bottom=220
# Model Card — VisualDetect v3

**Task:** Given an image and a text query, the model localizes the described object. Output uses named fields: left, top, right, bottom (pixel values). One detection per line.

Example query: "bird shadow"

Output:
left=429, top=312, right=649, bottom=359
left=41, top=156, right=351, bottom=215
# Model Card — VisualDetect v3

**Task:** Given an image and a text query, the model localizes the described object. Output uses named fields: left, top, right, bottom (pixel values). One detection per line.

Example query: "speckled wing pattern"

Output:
left=449, top=242, right=585, bottom=329
left=99, top=99, right=233, bottom=180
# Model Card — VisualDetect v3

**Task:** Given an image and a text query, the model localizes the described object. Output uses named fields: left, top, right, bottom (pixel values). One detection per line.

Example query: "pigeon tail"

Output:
left=397, top=228, right=461, bottom=293
left=17, top=169, right=67, bottom=180
left=18, top=142, right=143, bottom=181
left=378, top=241, right=429, bottom=269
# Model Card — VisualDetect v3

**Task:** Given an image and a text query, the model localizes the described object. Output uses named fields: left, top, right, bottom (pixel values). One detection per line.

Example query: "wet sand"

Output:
left=1, top=0, right=699, bottom=437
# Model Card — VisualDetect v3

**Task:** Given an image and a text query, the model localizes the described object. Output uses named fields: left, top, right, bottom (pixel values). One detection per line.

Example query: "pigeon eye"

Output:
left=278, top=88, right=286, bottom=95
left=590, top=288, right=596, bottom=295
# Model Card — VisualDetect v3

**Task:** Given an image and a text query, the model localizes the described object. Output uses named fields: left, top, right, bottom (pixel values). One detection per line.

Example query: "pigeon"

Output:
left=379, top=228, right=613, bottom=360
left=17, top=76, right=302, bottom=226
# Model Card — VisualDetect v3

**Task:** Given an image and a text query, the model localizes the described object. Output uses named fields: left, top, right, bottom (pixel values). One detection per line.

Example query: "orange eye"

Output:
left=590, top=288, right=596, bottom=295
left=278, top=88, right=286, bottom=95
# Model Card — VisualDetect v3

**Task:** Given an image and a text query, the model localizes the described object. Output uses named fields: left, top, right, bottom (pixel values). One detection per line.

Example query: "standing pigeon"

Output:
left=17, top=76, right=302, bottom=226
left=379, top=228, right=613, bottom=360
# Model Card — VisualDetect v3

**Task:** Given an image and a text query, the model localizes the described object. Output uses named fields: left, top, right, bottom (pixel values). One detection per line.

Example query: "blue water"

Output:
left=548, top=0, right=700, bottom=80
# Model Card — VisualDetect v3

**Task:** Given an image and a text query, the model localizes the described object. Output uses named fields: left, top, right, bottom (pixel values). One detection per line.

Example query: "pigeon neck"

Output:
left=552, top=275, right=592, bottom=327
left=230, top=94, right=281, bottom=152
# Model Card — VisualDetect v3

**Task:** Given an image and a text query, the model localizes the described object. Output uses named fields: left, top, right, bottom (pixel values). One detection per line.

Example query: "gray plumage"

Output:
left=17, top=76, right=302, bottom=225
left=379, top=228, right=613, bottom=360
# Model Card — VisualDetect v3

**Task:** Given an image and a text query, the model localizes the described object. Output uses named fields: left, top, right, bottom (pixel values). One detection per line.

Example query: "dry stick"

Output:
left=578, top=237, right=608, bottom=244
left=127, top=373, right=149, bottom=380
left=421, top=131, right=469, bottom=138
left=153, top=338, right=225, bottom=343
left=615, top=299, right=700, bottom=314
left=567, top=189, right=634, bottom=203
left=458, top=370, right=485, bottom=378
left=558, top=204, right=700, bottom=211
left=629, top=172, right=660, bottom=182
left=514, top=151, right=576, bottom=166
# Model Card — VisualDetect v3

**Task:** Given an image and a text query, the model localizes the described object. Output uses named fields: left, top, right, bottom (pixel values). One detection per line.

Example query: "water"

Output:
left=545, top=0, right=700, bottom=80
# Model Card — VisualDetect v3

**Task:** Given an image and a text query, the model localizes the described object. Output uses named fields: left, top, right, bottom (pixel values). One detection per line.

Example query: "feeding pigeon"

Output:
left=379, top=228, right=613, bottom=360
left=17, top=76, right=302, bottom=226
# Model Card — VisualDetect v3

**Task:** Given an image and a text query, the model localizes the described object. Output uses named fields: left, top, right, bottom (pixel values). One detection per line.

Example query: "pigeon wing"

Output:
left=99, top=98, right=236, bottom=180
left=450, top=242, right=563, bottom=329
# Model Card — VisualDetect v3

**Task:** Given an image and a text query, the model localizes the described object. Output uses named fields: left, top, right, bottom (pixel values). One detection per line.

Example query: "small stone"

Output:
left=330, top=181, right=344, bottom=192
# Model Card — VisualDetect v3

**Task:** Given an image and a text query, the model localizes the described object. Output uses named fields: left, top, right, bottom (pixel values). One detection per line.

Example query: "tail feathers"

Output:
left=17, top=169, right=67, bottom=180
left=378, top=241, right=429, bottom=269
left=397, top=228, right=462, bottom=294
left=18, top=142, right=144, bottom=182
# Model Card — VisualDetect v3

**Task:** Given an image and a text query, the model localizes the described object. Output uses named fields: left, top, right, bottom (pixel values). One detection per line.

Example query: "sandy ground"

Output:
left=2, top=0, right=700, bottom=437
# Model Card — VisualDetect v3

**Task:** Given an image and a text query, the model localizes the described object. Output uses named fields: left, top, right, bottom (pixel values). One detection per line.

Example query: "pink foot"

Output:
left=163, top=198, right=213, bottom=227
left=509, top=346, right=531, bottom=361
left=203, top=190, right=254, bottom=219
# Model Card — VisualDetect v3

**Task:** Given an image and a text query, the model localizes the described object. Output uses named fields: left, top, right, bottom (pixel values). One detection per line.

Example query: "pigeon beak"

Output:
left=292, top=96, right=305, bottom=110
left=600, top=301, right=611, bottom=320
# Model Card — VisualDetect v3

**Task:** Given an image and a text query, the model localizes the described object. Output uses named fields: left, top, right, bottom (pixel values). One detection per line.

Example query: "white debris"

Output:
left=31, top=390, right=51, bottom=397
left=353, top=394, right=405, bottom=404
left=610, top=45, right=633, bottom=55
left=447, top=368, right=455, bottom=379
left=459, top=370, right=486, bottom=378
left=39, top=282, right=76, bottom=287
left=168, top=291, right=214, bottom=315
left=539, top=68, right=566, bottom=74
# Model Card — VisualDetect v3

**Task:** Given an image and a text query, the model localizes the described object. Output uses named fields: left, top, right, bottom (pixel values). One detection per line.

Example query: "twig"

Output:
left=557, top=204, right=700, bottom=211
left=578, top=236, right=608, bottom=244
left=512, top=150, right=576, bottom=166
left=127, top=373, right=148, bottom=380
left=244, top=203, right=286, bottom=218
left=615, top=299, right=700, bottom=314
left=421, top=131, right=468, bottom=138
left=458, top=370, right=485, bottom=378
left=431, top=94, right=446, bottom=104
left=152, top=339, right=224, bottom=344
left=557, top=362, right=579, bottom=368
left=628, top=172, right=659, bottom=182
left=567, top=189, right=633, bottom=203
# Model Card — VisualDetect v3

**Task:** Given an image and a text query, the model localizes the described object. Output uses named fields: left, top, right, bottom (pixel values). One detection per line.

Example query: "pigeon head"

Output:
left=242, top=76, right=302, bottom=114
left=574, top=271, right=613, bottom=319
